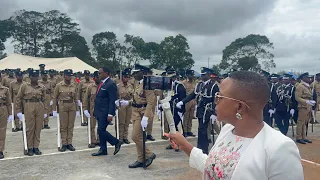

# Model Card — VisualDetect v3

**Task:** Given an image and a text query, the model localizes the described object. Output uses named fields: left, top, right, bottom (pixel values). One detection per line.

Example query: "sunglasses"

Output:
left=214, top=92, right=250, bottom=109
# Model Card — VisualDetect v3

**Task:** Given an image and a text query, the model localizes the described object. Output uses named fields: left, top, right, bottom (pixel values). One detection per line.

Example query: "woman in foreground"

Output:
left=170, top=71, right=303, bottom=180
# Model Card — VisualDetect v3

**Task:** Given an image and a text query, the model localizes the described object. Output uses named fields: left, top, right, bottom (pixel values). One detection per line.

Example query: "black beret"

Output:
left=64, top=69, right=74, bottom=76
left=29, top=70, right=40, bottom=77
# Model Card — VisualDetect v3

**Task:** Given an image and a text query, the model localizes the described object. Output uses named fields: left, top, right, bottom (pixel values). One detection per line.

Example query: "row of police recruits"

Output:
left=261, top=71, right=319, bottom=145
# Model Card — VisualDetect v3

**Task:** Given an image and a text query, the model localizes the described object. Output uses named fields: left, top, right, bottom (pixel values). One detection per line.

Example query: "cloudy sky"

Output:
left=1, top=0, right=320, bottom=73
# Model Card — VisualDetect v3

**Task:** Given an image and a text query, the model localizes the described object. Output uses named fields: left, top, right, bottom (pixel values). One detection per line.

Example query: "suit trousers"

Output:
left=97, top=117, right=118, bottom=152
left=197, top=118, right=209, bottom=154
left=274, top=111, right=290, bottom=135
left=0, top=106, right=8, bottom=152
left=59, top=102, right=76, bottom=145
left=183, top=100, right=196, bottom=132
left=131, top=107, right=153, bottom=162
left=115, top=106, right=132, bottom=140
left=24, top=102, right=44, bottom=148
left=296, top=107, right=310, bottom=140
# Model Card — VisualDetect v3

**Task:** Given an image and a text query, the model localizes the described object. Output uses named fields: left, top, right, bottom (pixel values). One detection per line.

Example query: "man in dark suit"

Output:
left=92, top=67, right=122, bottom=156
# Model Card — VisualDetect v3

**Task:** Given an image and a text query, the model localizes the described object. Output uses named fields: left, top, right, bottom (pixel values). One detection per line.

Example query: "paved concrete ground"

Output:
left=1, top=116, right=320, bottom=179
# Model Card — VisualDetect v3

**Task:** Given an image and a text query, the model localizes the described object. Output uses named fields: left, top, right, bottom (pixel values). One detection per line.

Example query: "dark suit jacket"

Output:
left=94, top=78, right=117, bottom=119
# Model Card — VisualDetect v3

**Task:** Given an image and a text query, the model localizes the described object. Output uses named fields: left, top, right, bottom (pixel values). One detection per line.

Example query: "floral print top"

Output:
left=204, top=130, right=253, bottom=180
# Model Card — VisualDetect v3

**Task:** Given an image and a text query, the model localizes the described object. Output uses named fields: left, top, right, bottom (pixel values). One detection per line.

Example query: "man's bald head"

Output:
left=228, top=71, right=270, bottom=107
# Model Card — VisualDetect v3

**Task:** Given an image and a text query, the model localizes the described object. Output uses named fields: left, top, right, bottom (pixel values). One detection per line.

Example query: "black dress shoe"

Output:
left=83, top=122, right=88, bottom=126
left=123, top=139, right=130, bottom=144
left=81, top=123, right=85, bottom=126
left=147, top=135, right=155, bottom=141
left=166, top=145, right=173, bottom=150
left=60, top=145, right=67, bottom=152
left=303, top=139, right=312, bottom=143
left=296, top=139, right=307, bottom=144
left=91, top=149, right=108, bottom=156
left=33, top=148, right=42, bottom=155
left=145, top=153, right=156, bottom=167
left=128, top=161, right=143, bottom=168
left=44, top=125, right=50, bottom=129
left=88, top=144, right=96, bottom=148
left=114, top=141, right=122, bottom=155
left=187, top=132, right=196, bottom=137
left=67, top=144, right=76, bottom=151
left=27, top=148, right=34, bottom=156
left=95, top=142, right=100, bottom=146
left=0, top=151, right=4, bottom=159
left=12, top=128, right=18, bottom=132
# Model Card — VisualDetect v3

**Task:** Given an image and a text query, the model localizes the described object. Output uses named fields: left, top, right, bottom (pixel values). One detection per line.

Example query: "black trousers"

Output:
left=197, top=118, right=209, bottom=154
left=274, top=111, right=290, bottom=135
left=263, top=109, right=273, bottom=127
left=97, top=117, right=119, bottom=152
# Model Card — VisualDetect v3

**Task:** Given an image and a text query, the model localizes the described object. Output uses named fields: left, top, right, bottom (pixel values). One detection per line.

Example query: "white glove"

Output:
left=77, top=100, right=82, bottom=107
left=268, top=109, right=275, bottom=115
left=52, top=111, right=58, bottom=117
left=176, top=101, right=183, bottom=109
left=157, top=109, right=161, bottom=117
left=210, top=115, right=217, bottom=124
left=290, top=109, right=295, bottom=116
left=50, top=100, right=53, bottom=106
left=8, top=115, right=13, bottom=123
left=44, top=114, right=47, bottom=118
left=177, top=112, right=183, bottom=121
left=306, top=100, right=316, bottom=106
left=115, top=100, right=120, bottom=107
left=312, top=110, right=315, bottom=119
left=17, top=112, right=23, bottom=121
left=84, top=110, right=91, bottom=118
left=141, top=116, right=148, bottom=131
left=76, top=111, right=80, bottom=117
left=119, top=100, right=129, bottom=107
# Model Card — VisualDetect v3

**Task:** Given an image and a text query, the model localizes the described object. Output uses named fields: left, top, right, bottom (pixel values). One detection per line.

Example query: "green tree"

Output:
left=219, top=34, right=275, bottom=71
left=0, top=19, right=13, bottom=59
left=92, top=31, right=122, bottom=72
left=123, top=34, right=145, bottom=67
left=154, top=34, right=194, bottom=70
left=143, top=42, right=162, bottom=69
left=9, top=10, right=47, bottom=56
left=211, top=64, right=221, bottom=75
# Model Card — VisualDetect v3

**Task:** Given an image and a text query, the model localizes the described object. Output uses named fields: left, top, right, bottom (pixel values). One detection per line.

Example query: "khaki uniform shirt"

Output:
left=83, top=83, right=98, bottom=115
left=132, top=80, right=156, bottom=119
left=182, top=79, right=196, bottom=95
left=117, top=82, right=134, bottom=101
left=1, top=77, right=15, bottom=88
left=310, top=81, right=320, bottom=109
left=295, top=82, right=313, bottom=111
left=9, top=81, right=24, bottom=103
left=52, top=81, right=79, bottom=111
left=0, top=84, right=12, bottom=114
left=78, top=80, right=93, bottom=102
left=15, top=83, right=47, bottom=113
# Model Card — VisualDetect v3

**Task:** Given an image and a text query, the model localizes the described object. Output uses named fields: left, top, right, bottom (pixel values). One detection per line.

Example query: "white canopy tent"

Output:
left=0, top=54, right=97, bottom=72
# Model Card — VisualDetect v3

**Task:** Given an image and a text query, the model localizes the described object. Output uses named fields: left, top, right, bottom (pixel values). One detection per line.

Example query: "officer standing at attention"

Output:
left=176, top=67, right=219, bottom=154
left=9, top=71, right=24, bottom=132
left=39, top=71, right=52, bottom=129
left=39, top=64, right=45, bottom=72
left=0, top=72, right=13, bottom=159
left=1, top=69, right=15, bottom=88
left=273, top=74, right=297, bottom=135
left=16, top=70, right=47, bottom=156
left=128, top=64, right=156, bottom=168
left=310, top=73, right=320, bottom=124
left=182, top=70, right=196, bottom=137
left=83, top=71, right=100, bottom=148
left=295, top=72, right=314, bottom=144
left=52, top=69, right=80, bottom=152
left=78, top=70, right=92, bottom=126
left=115, top=68, right=133, bottom=144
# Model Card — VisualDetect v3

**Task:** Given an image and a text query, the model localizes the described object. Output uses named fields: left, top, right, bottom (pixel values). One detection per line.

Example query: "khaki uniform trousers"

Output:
left=0, top=106, right=8, bottom=152
left=115, top=106, right=132, bottom=140
left=90, top=116, right=99, bottom=144
left=131, top=107, right=153, bottom=162
left=24, top=102, right=44, bottom=148
left=146, top=105, right=155, bottom=136
left=59, top=102, right=76, bottom=145
left=183, top=100, right=196, bottom=132
left=44, top=93, right=51, bottom=125
left=296, top=107, right=311, bottom=140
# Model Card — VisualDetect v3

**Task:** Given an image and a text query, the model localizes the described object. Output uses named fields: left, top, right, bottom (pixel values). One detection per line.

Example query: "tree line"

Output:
left=0, top=9, right=276, bottom=74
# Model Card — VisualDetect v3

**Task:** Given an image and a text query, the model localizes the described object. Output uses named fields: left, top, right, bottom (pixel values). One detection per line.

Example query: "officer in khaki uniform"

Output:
left=48, top=69, right=57, bottom=115
left=39, top=71, right=52, bottom=129
left=83, top=71, right=100, bottom=148
left=128, top=64, right=156, bottom=169
left=116, top=69, right=133, bottom=144
left=16, top=70, right=47, bottom=156
left=295, top=73, right=314, bottom=144
left=146, top=70, right=156, bottom=141
left=182, top=70, right=196, bottom=137
left=1, top=70, right=15, bottom=88
left=310, top=73, right=320, bottom=124
left=52, top=69, right=80, bottom=152
left=78, top=70, right=92, bottom=126
left=9, top=71, right=24, bottom=132
left=23, top=68, right=33, bottom=84
left=0, top=72, right=13, bottom=159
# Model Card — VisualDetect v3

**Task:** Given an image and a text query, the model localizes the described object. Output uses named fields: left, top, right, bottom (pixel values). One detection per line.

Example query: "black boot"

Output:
left=60, top=145, right=67, bottom=152
left=123, top=139, right=130, bottom=144
left=147, top=135, right=155, bottom=141
left=0, top=151, right=4, bottom=159
left=27, top=148, right=34, bottom=156
left=67, top=144, right=76, bottom=151
left=33, top=148, right=42, bottom=155
left=43, top=125, right=50, bottom=129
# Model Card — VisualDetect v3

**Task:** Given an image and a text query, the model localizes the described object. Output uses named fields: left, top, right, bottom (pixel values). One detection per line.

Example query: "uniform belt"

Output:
left=61, top=99, right=74, bottom=103
left=25, top=99, right=40, bottom=103
left=132, top=103, right=147, bottom=108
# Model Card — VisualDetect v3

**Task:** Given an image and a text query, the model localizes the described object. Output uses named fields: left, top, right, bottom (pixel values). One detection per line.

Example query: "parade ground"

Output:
left=1, top=116, right=320, bottom=180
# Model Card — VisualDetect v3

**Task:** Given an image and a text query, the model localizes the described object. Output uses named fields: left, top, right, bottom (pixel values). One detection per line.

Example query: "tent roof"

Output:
left=0, top=54, right=97, bottom=72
